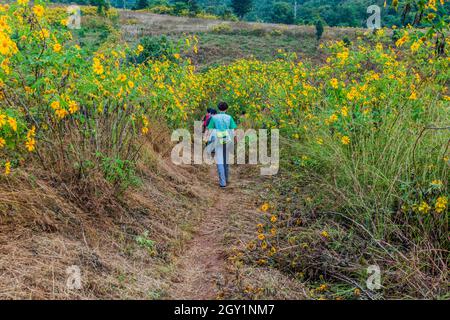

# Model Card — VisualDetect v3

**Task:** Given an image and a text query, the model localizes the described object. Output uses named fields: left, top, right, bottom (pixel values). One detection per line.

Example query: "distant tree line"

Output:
left=50, top=0, right=450, bottom=28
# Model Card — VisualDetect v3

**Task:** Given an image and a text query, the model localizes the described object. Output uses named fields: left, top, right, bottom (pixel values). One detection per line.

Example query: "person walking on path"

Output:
left=207, top=102, right=237, bottom=188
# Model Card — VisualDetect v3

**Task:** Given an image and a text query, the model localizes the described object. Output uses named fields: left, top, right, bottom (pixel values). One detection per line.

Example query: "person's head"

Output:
left=210, top=109, right=218, bottom=115
left=206, top=108, right=214, bottom=114
left=218, top=102, right=229, bottom=112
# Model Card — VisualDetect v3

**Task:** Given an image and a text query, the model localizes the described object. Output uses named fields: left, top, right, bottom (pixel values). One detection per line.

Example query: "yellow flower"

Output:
left=270, top=228, right=277, bottom=236
left=92, top=58, right=104, bottom=75
left=68, top=100, right=79, bottom=114
left=127, top=81, right=135, bottom=89
left=341, top=136, right=350, bottom=145
left=321, top=230, right=330, bottom=238
left=32, top=5, right=44, bottom=18
left=4, top=161, right=11, bottom=175
left=0, top=16, right=11, bottom=33
left=261, top=240, right=268, bottom=250
left=50, top=101, right=60, bottom=110
left=136, top=44, right=144, bottom=54
left=7, top=117, right=17, bottom=131
left=260, top=203, right=269, bottom=212
left=341, top=106, right=349, bottom=117
left=117, top=74, right=127, bottom=82
left=257, top=234, right=265, bottom=241
left=55, top=108, right=68, bottom=119
left=395, top=34, right=409, bottom=47
left=435, top=197, right=448, bottom=214
left=93, top=64, right=104, bottom=75
left=257, top=259, right=267, bottom=265
left=410, top=40, right=422, bottom=53
left=328, top=114, right=338, bottom=123
left=418, top=201, right=431, bottom=214
left=38, top=28, right=50, bottom=40
left=0, top=137, right=5, bottom=148
left=53, top=43, right=62, bottom=53
left=330, top=78, right=339, bottom=89
left=25, top=138, right=36, bottom=152
left=346, top=87, right=359, bottom=100
left=270, top=215, right=277, bottom=223
left=0, top=33, right=17, bottom=56
left=17, top=0, right=28, bottom=6
left=141, top=127, right=149, bottom=134
left=431, top=180, right=443, bottom=187
left=317, top=284, right=328, bottom=292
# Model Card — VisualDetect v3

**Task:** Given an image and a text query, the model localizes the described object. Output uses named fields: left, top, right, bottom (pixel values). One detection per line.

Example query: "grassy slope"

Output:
left=0, top=134, right=212, bottom=299
left=119, top=10, right=365, bottom=69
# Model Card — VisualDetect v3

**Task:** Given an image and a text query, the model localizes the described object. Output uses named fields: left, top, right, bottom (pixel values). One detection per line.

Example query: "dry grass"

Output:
left=0, top=135, right=211, bottom=299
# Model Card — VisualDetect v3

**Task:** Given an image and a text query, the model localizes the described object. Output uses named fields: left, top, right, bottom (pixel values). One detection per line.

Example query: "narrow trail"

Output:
left=168, top=167, right=249, bottom=300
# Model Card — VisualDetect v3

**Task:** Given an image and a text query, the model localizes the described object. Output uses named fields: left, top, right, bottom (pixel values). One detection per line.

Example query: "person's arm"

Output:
left=230, top=117, right=238, bottom=142
left=207, top=117, right=215, bottom=130
left=230, top=117, right=237, bottom=130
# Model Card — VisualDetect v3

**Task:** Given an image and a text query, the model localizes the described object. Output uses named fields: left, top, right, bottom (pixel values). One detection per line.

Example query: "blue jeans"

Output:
left=216, top=143, right=230, bottom=187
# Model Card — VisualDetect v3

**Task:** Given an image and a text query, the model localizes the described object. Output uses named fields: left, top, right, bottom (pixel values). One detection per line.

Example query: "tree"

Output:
left=315, top=19, right=324, bottom=41
left=134, top=0, right=149, bottom=10
left=187, top=0, right=200, bottom=14
left=231, top=0, right=253, bottom=19
left=91, top=0, right=110, bottom=16
left=271, top=2, right=294, bottom=24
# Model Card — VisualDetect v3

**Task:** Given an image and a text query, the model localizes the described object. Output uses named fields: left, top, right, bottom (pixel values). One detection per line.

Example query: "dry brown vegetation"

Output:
left=0, top=137, right=307, bottom=299
left=119, top=10, right=363, bottom=39
left=0, top=123, right=210, bottom=299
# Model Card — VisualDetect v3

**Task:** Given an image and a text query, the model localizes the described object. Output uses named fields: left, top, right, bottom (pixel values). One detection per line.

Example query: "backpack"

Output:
left=202, top=114, right=211, bottom=132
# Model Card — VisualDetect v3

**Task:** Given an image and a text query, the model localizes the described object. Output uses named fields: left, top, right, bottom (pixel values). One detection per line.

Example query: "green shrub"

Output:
left=211, top=23, right=233, bottom=34
left=135, top=231, right=157, bottom=255
left=134, top=36, right=178, bottom=63
left=98, top=153, right=141, bottom=190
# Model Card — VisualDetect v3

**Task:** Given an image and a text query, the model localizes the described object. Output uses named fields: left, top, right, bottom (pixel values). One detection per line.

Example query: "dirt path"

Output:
left=168, top=167, right=237, bottom=300
left=167, top=165, right=307, bottom=300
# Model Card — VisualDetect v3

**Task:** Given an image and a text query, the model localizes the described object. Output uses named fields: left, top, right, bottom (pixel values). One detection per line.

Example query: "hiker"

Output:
left=202, top=108, right=215, bottom=133
left=207, top=102, right=237, bottom=188
left=203, top=109, right=217, bottom=148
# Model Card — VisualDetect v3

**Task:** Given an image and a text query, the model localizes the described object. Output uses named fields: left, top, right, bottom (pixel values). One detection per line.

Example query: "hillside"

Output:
left=120, top=9, right=365, bottom=68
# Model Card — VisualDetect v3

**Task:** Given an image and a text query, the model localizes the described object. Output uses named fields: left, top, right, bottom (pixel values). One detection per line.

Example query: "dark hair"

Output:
left=210, top=109, right=218, bottom=115
left=207, top=108, right=214, bottom=114
left=218, top=102, right=229, bottom=111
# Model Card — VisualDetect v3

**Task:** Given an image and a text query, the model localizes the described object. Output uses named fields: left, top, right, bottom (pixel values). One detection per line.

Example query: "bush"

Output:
left=148, top=5, right=173, bottom=15
left=315, top=19, right=324, bottom=41
left=211, top=23, right=233, bottom=34
left=134, top=36, right=178, bottom=63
